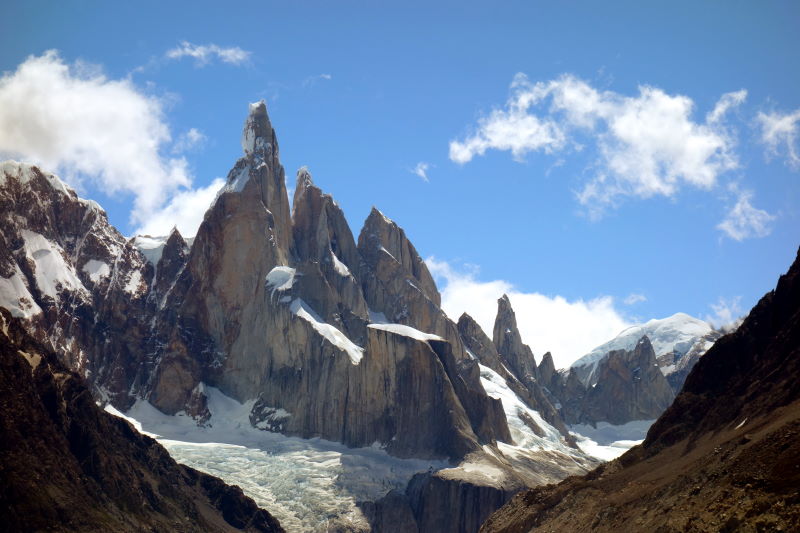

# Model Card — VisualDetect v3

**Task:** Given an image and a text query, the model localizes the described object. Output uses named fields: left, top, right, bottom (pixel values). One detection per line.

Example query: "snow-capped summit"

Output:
left=241, top=99, right=273, bottom=156
left=571, top=312, right=720, bottom=388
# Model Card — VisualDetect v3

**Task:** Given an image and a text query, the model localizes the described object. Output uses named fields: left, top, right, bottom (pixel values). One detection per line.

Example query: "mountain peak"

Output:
left=241, top=100, right=274, bottom=156
left=295, top=166, right=314, bottom=190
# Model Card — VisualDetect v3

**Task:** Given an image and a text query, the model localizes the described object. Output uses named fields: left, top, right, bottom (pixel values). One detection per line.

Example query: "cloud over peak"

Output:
left=166, top=41, right=251, bottom=66
left=426, top=257, right=631, bottom=369
left=0, top=50, right=218, bottom=237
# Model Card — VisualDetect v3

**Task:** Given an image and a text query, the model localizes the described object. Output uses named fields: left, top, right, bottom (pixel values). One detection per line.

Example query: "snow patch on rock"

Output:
left=290, top=298, right=364, bottom=364
left=0, top=265, right=42, bottom=318
left=82, top=259, right=111, bottom=283
left=266, top=266, right=296, bottom=295
left=368, top=322, right=443, bottom=343
left=132, top=235, right=168, bottom=265
left=20, top=229, right=87, bottom=300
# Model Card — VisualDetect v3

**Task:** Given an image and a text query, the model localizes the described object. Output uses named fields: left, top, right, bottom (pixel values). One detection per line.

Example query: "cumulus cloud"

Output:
left=705, top=296, right=743, bottom=331
left=136, top=178, right=225, bottom=237
left=450, top=74, right=746, bottom=217
left=426, top=258, right=631, bottom=369
left=717, top=188, right=775, bottom=241
left=411, top=162, right=430, bottom=182
left=757, top=108, right=800, bottom=169
left=166, top=41, right=251, bottom=66
left=0, top=50, right=217, bottom=236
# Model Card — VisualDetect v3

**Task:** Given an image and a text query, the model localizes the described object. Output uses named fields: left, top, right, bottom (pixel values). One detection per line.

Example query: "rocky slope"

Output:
left=0, top=308, right=283, bottom=533
left=480, top=247, right=800, bottom=533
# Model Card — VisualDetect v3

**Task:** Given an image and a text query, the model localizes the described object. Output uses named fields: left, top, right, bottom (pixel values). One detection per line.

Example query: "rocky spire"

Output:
left=493, top=294, right=539, bottom=384
left=538, top=352, right=556, bottom=385
left=358, top=207, right=440, bottom=306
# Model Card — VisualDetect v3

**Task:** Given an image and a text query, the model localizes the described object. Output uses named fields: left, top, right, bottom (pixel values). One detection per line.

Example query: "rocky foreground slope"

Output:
left=0, top=308, right=284, bottom=533
left=480, top=247, right=800, bottom=533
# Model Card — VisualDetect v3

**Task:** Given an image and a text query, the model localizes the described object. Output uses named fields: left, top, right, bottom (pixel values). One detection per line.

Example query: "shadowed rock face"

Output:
left=579, top=336, right=675, bottom=425
left=480, top=247, right=800, bottom=533
left=0, top=309, right=283, bottom=533
left=538, top=335, right=675, bottom=426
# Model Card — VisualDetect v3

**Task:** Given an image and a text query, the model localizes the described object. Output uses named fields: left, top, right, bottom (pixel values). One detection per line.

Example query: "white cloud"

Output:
left=450, top=74, right=746, bottom=217
left=302, top=73, right=333, bottom=88
left=0, top=51, right=217, bottom=237
left=136, top=178, right=225, bottom=237
left=757, top=108, right=800, bottom=169
left=717, top=188, right=775, bottom=241
left=704, top=296, right=743, bottom=331
left=623, top=293, right=647, bottom=305
left=166, top=41, right=251, bottom=66
left=426, top=258, right=630, bottom=369
left=411, top=162, right=430, bottom=182
left=172, top=127, right=206, bottom=153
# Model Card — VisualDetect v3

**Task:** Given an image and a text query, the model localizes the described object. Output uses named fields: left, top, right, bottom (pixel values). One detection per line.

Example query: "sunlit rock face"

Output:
left=1, top=102, right=600, bottom=531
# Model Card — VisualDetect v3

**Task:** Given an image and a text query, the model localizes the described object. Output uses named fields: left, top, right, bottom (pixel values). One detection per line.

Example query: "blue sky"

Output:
left=1, top=1, right=798, bottom=367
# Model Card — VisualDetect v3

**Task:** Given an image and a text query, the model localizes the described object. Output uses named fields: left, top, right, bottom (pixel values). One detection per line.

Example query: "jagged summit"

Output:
left=241, top=100, right=274, bottom=156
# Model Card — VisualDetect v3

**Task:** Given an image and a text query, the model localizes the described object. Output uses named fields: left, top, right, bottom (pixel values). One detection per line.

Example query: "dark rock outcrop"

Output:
left=0, top=308, right=283, bottom=533
left=480, top=247, right=800, bottom=533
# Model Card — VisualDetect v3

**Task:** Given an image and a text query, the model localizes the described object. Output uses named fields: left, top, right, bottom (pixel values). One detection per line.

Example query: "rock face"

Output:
left=538, top=335, right=675, bottom=426
left=571, top=312, right=721, bottom=393
left=480, top=247, right=800, bottom=533
left=0, top=102, right=597, bottom=531
left=458, top=309, right=573, bottom=445
left=0, top=308, right=283, bottom=533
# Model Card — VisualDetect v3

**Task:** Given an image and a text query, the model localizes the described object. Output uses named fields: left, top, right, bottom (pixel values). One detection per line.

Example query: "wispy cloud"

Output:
left=623, top=293, right=647, bottom=305
left=450, top=74, right=746, bottom=219
left=166, top=41, right=251, bottom=67
left=717, top=187, right=775, bottom=241
left=302, top=73, right=332, bottom=88
left=411, top=161, right=431, bottom=182
left=172, top=127, right=206, bottom=153
left=0, top=50, right=219, bottom=237
left=757, top=108, right=800, bottom=169
left=426, top=257, right=630, bottom=369
left=705, top=296, right=743, bottom=331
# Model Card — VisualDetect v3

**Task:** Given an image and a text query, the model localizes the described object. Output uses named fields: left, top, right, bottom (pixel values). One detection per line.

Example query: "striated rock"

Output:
left=0, top=308, right=283, bottom=532
left=580, top=336, right=675, bottom=425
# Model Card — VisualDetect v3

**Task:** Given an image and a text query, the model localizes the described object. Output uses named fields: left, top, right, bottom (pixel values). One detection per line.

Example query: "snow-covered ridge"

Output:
left=290, top=298, right=364, bottom=364
left=571, top=312, right=714, bottom=384
left=367, top=322, right=443, bottom=343
left=1, top=160, right=103, bottom=213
